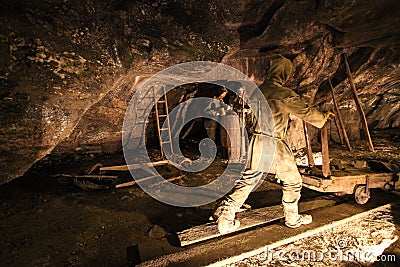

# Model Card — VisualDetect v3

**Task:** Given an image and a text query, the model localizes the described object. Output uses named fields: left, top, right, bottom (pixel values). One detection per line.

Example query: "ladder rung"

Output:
left=160, top=128, right=169, bottom=131
left=158, top=114, right=167, bottom=117
left=162, top=141, right=171, bottom=144
left=157, top=100, right=166, bottom=104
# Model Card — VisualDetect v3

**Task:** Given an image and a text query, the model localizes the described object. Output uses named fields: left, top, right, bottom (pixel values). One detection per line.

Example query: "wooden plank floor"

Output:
left=178, top=198, right=335, bottom=247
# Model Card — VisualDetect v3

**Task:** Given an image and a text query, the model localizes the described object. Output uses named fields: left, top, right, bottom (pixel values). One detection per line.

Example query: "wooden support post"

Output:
left=321, top=124, right=331, bottom=178
left=343, top=53, right=375, bottom=152
left=328, top=78, right=352, bottom=151
left=245, top=57, right=249, bottom=76
left=303, top=121, right=315, bottom=167
left=333, top=117, right=344, bottom=145
left=240, top=97, right=246, bottom=160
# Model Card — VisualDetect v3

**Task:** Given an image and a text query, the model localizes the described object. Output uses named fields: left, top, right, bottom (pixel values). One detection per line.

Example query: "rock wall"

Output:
left=0, top=0, right=238, bottom=184
left=1, top=0, right=400, bottom=184
left=223, top=0, right=400, bottom=147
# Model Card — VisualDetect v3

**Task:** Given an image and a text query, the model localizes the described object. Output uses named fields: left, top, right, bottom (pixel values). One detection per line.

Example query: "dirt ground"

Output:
left=0, top=129, right=399, bottom=266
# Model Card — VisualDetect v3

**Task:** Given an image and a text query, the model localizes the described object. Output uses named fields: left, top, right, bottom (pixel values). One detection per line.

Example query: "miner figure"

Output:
left=229, top=86, right=252, bottom=160
left=213, top=55, right=334, bottom=233
left=203, top=87, right=229, bottom=142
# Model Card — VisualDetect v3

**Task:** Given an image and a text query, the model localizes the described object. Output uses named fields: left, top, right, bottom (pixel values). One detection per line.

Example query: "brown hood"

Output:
left=266, top=55, right=293, bottom=85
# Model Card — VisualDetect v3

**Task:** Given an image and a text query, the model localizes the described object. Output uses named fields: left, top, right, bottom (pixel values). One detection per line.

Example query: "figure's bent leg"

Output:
left=214, top=170, right=263, bottom=234
left=224, top=170, right=263, bottom=210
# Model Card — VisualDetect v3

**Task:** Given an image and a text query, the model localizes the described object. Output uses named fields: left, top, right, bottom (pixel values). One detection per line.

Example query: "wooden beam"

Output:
left=302, top=121, right=315, bottom=167
left=328, top=78, right=352, bottom=151
left=333, top=116, right=344, bottom=144
left=57, top=174, right=118, bottom=180
left=328, top=82, right=344, bottom=145
left=100, top=160, right=169, bottom=172
left=177, top=199, right=335, bottom=247
left=321, top=124, right=331, bottom=177
left=139, top=193, right=393, bottom=266
left=116, top=174, right=184, bottom=189
left=343, top=53, right=375, bottom=152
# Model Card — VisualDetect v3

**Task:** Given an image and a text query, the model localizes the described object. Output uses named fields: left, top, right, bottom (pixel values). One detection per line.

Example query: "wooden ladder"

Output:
left=152, top=84, right=173, bottom=158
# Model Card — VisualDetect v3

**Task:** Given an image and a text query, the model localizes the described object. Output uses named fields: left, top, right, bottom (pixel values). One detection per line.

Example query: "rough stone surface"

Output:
left=232, top=205, right=399, bottom=266
left=0, top=0, right=236, bottom=184
left=1, top=0, right=400, bottom=184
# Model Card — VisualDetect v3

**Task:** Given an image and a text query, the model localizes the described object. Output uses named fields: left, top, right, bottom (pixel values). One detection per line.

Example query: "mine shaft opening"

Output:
left=144, top=81, right=248, bottom=185
left=147, top=82, right=239, bottom=151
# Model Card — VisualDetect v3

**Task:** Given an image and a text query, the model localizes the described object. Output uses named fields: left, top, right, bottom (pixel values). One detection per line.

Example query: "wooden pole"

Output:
left=115, top=174, right=184, bottom=189
left=333, top=116, right=344, bottom=145
left=240, top=94, right=246, bottom=160
left=303, top=121, right=315, bottom=167
left=328, top=78, right=352, bottom=151
left=321, top=124, right=331, bottom=178
left=343, top=53, right=375, bottom=152
left=100, top=160, right=169, bottom=172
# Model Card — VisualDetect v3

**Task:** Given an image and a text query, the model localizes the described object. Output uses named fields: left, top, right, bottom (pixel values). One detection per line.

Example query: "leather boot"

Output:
left=283, top=202, right=312, bottom=228
left=212, top=205, right=240, bottom=234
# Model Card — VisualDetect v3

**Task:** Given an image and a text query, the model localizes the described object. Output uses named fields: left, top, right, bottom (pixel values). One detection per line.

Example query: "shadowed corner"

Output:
left=126, top=244, right=141, bottom=266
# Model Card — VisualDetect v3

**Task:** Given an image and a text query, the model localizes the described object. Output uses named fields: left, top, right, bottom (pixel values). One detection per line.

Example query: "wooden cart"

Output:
left=301, top=121, right=396, bottom=205
left=301, top=170, right=394, bottom=204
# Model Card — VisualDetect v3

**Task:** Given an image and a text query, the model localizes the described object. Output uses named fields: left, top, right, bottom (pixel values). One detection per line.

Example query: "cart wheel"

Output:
left=354, top=185, right=370, bottom=205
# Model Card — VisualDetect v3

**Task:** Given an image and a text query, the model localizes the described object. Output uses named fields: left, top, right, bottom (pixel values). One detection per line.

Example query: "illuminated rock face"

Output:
left=0, top=0, right=399, bottom=184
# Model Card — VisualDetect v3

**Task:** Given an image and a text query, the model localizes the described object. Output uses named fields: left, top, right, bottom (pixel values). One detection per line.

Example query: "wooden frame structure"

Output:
left=301, top=121, right=394, bottom=204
